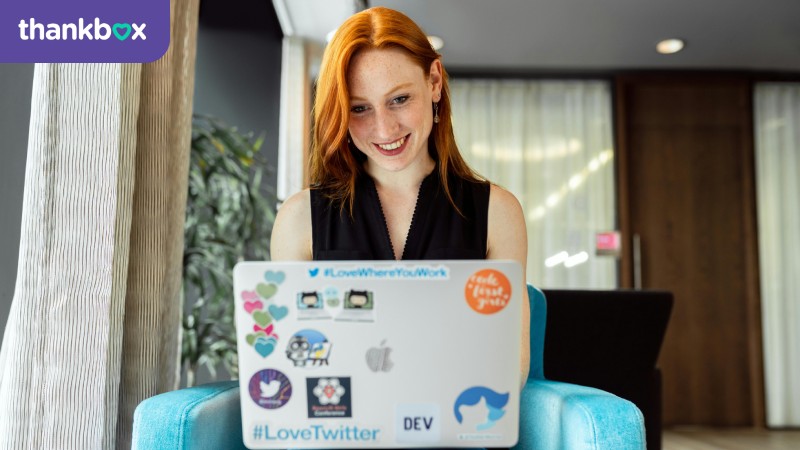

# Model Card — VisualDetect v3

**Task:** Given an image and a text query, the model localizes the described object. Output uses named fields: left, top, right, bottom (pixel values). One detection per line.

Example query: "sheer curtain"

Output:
left=451, top=79, right=616, bottom=288
left=754, top=82, right=800, bottom=427
left=276, top=37, right=322, bottom=201
left=0, top=0, right=200, bottom=446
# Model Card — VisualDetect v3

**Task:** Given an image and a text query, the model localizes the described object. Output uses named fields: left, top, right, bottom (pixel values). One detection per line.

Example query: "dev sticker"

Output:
left=465, top=269, right=512, bottom=314
left=394, top=403, right=441, bottom=444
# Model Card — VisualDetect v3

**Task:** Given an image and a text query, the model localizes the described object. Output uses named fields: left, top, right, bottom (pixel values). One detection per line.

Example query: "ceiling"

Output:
left=268, top=0, right=800, bottom=73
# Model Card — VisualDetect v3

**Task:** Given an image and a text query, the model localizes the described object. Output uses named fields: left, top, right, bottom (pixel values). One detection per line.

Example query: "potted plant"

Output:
left=181, top=114, right=278, bottom=387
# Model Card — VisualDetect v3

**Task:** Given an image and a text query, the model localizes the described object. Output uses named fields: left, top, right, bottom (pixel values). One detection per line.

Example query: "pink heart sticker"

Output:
left=244, top=300, right=263, bottom=314
left=253, top=324, right=274, bottom=335
left=241, top=290, right=258, bottom=302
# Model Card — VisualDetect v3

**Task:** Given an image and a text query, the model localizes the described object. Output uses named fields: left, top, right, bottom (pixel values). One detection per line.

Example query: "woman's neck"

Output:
left=364, top=155, right=436, bottom=191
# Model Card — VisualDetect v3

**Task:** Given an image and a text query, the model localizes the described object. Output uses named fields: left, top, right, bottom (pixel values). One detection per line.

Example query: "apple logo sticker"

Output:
left=366, top=339, right=393, bottom=373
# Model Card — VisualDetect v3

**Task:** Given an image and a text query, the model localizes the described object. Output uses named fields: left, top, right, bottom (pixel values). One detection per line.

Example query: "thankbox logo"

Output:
left=18, top=18, right=146, bottom=41
left=1, top=0, right=169, bottom=62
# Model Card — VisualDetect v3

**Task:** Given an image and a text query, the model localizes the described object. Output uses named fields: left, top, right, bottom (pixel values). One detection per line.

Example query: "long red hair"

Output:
left=309, top=6, right=484, bottom=213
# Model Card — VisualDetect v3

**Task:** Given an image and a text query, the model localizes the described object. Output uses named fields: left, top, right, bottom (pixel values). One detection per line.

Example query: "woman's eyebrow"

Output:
left=350, top=82, right=414, bottom=102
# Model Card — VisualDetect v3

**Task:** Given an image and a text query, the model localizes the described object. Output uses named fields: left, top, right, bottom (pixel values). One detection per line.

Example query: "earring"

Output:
left=433, top=102, right=440, bottom=124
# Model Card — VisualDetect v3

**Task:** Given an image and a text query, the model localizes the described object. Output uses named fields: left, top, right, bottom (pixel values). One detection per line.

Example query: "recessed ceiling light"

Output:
left=656, top=38, right=685, bottom=55
left=428, top=35, right=444, bottom=51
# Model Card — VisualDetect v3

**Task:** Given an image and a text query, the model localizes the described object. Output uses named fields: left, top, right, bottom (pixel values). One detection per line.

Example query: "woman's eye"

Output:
left=392, top=95, right=409, bottom=105
left=351, top=105, right=367, bottom=114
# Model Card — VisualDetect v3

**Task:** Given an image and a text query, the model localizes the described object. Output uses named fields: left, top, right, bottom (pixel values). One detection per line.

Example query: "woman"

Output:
left=271, top=6, right=530, bottom=384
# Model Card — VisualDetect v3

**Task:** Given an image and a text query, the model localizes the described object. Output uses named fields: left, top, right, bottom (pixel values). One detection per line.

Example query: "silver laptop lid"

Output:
left=234, top=260, right=523, bottom=448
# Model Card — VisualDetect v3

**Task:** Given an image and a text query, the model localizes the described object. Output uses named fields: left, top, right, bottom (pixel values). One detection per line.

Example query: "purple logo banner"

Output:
left=0, top=0, right=170, bottom=62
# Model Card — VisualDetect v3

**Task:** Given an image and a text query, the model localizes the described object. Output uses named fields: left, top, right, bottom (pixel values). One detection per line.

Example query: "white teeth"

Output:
left=377, top=136, right=405, bottom=151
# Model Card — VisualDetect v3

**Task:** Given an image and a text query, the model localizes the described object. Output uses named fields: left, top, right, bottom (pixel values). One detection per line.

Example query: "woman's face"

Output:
left=347, top=47, right=442, bottom=175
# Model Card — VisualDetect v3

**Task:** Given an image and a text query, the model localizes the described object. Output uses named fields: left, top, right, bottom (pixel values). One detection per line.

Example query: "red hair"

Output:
left=309, top=6, right=484, bottom=213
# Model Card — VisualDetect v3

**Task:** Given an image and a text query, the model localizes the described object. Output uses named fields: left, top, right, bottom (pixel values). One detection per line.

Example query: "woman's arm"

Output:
left=270, top=189, right=313, bottom=261
left=486, top=184, right=531, bottom=386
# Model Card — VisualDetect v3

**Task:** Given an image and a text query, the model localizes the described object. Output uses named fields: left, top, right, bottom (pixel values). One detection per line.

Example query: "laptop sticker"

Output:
left=239, top=270, right=289, bottom=358
left=335, top=289, right=376, bottom=322
left=324, top=286, right=341, bottom=308
left=453, top=386, right=509, bottom=440
left=264, top=270, right=286, bottom=284
left=465, top=269, right=512, bottom=315
left=394, top=403, right=441, bottom=444
left=296, top=291, right=332, bottom=320
left=248, top=369, right=292, bottom=409
left=306, top=377, right=352, bottom=418
left=286, top=329, right=332, bottom=367
left=365, top=339, right=393, bottom=373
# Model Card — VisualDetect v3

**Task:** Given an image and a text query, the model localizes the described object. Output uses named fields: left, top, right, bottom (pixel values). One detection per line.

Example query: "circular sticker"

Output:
left=286, top=329, right=332, bottom=368
left=464, top=269, right=512, bottom=315
left=248, top=369, right=292, bottom=409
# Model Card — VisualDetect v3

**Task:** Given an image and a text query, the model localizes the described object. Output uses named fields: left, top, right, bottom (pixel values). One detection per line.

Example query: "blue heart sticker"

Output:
left=268, top=304, right=289, bottom=321
left=254, top=336, right=277, bottom=358
left=264, top=270, right=286, bottom=285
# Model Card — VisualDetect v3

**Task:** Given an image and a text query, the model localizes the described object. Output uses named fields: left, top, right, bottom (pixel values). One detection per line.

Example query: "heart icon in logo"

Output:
left=268, top=304, right=289, bottom=321
left=112, top=23, right=132, bottom=41
left=252, top=310, right=273, bottom=327
left=264, top=270, right=286, bottom=285
left=241, top=290, right=258, bottom=302
left=254, top=336, right=277, bottom=358
left=256, top=283, right=278, bottom=300
left=244, top=300, right=264, bottom=314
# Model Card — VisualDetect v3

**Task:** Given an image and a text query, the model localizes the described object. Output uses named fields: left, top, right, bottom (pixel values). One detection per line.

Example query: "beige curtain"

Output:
left=451, top=79, right=617, bottom=288
left=754, top=82, right=800, bottom=427
left=0, top=0, right=200, bottom=447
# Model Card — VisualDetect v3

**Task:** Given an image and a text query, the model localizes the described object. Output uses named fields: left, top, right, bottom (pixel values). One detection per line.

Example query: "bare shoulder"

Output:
left=487, top=184, right=527, bottom=263
left=270, top=189, right=312, bottom=261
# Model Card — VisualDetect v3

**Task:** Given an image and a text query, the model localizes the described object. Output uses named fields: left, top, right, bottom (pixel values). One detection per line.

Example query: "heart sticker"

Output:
left=253, top=324, right=274, bottom=336
left=246, top=331, right=267, bottom=346
left=256, top=283, right=278, bottom=300
left=244, top=300, right=264, bottom=314
left=268, top=304, right=289, bottom=321
left=241, top=290, right=259, bottom=302
left=254, top=336, right=277, bottom=358
left=252, top=310, right=273, bottom=327
left=264, top=271, right=286, bottom=285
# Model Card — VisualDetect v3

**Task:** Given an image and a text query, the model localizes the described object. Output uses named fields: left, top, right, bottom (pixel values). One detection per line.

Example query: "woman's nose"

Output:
left=373, top=107, right=399, bottom=137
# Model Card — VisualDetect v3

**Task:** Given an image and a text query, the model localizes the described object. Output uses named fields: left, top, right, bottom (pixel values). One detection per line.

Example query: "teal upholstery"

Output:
left=132, top=285, right=645, bottom=450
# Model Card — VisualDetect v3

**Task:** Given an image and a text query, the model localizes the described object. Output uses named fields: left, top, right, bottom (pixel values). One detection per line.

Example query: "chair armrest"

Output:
left=132, top=381, right=247, bottom=450
left=515, top=379, right=645, bottom=450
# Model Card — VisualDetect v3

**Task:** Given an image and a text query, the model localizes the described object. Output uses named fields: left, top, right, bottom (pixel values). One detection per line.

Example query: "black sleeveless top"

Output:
left=310, top=170, right=490, bottom=261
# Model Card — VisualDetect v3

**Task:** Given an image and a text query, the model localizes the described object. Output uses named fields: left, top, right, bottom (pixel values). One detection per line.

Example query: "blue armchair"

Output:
left=132, top=286, right=645, bottom=449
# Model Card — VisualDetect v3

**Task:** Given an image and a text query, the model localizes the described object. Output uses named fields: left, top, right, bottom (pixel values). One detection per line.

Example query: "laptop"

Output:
left=233, top=260, right=524, bottom=449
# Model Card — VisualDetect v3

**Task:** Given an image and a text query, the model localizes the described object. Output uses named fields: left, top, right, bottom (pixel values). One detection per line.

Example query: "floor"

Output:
left=663, top=428, right=800, bottom=450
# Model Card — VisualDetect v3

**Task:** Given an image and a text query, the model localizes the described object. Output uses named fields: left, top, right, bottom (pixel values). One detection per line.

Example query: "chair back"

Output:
left=527, top=284, right=547, bottom=380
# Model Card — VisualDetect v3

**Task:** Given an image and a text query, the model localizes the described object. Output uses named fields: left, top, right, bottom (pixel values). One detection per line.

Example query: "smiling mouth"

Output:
left=375, top=135, right=407, bottom=152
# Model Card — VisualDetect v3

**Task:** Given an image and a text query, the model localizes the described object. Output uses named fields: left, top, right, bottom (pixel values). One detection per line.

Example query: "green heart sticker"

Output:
left=252, top=310, right=272, bottom=327
left=246, top=332, right=267, bottom=346
left=112, top=23, right=132, bottom=41
left=256, top=282, right=278, bottom=300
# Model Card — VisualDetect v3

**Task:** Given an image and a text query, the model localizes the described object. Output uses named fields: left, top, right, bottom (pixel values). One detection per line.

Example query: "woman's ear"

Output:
left=429, top=59, right=443, bottom=102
